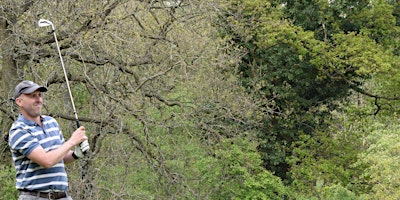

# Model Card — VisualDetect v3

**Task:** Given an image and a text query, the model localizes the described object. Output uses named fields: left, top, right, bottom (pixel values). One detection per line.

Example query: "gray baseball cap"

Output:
left=13, top=80, right=47, bottom=100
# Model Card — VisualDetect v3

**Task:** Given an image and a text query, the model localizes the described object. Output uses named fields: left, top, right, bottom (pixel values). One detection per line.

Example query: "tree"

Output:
left=0, top=0, right=289, bottom=199
left=275, top=0, right=400, bottom=197
left=216, top=0, right=400, bottom=185
left=356, top=121, right=400, bottom=199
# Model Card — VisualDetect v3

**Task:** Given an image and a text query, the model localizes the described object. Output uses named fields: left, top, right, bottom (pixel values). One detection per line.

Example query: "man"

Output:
left=8, top=80, right=90, bottom=200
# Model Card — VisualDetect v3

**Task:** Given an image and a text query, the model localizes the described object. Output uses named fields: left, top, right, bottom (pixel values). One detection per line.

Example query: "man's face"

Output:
left=16, top=90, right=43, bottom=119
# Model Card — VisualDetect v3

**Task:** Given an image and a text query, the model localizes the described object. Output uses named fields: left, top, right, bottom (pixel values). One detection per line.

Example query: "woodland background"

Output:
left=1, top=0, right=400, bottom=199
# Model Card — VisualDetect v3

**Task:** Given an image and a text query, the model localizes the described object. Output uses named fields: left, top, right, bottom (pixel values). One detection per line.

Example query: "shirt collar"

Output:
left=18, top=114, right=44, bottom=126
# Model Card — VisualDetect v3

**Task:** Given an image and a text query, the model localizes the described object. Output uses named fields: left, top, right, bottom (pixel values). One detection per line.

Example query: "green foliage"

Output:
left=321, top=184, right=360, bottom=200
left=287, top=113, right=387, bottom=199
left=0, top=164, right=18, bottom=200
left=356, top=124, right=400, bottom=199
left=238, top=169, right=288, bottom=200
left=218, top=0, right=400, bottom=187
left=219, top=0, right=373, bottom=181
left=356, top=2, right=399, bottom=49
left=288, top=126, right=363, bottom=196
left=310, top=32, right=393, bottom=80
left=290, top=184, right=362, bottom=200
left=198, top=136, right=288, bottom=199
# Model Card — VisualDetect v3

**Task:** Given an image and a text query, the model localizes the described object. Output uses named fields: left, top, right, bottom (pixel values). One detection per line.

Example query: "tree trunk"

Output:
left=0, top=17, right=18, bottom=165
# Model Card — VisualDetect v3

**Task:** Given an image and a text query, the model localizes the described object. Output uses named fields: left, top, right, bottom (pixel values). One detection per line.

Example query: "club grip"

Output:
left=75, top=119, right=80, bottom=129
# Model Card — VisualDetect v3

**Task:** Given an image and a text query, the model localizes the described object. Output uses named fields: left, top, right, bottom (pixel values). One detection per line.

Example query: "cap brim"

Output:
left=22, top=86, right=48, bottom=94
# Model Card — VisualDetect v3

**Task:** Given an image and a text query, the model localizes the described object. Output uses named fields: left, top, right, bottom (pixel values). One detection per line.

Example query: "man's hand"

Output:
left=70, top=126, right=89, bottom=159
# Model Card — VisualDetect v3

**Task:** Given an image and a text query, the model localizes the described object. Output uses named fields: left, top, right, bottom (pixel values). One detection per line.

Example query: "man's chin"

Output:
left=29, top=111, right=42, bottom=118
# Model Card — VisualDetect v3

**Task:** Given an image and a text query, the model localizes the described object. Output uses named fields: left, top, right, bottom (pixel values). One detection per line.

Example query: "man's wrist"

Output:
left=72, top=152, right=80, bottom=160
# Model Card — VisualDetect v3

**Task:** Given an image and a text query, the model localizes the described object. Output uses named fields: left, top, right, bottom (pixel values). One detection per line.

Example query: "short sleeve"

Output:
left=9, top=127, right=40, bottom=156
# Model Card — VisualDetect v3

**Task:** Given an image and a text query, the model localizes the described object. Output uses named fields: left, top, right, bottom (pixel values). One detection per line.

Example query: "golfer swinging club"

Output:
left=8, top=80, right=89, bottom=200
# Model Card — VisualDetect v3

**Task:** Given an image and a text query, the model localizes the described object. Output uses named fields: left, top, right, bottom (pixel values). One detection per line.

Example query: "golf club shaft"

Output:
left=42, top=20, right=89, bottom=155
left=52, top=30, right=81, bottom=128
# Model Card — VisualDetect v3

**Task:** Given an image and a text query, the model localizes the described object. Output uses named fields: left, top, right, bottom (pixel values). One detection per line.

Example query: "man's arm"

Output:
left=27, top=126, right=87, bottom=168
left=28, top=141, right=75, bottom=168
left=64, top=150, right=77, bottom=164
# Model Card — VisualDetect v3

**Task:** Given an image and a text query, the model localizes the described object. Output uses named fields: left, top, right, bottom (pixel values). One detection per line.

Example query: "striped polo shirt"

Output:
left=8, top=114, right=68, bottom=191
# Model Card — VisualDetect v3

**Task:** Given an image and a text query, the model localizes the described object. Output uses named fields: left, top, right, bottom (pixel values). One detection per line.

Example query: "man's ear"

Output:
left=15, top=98, right=23, bottom=107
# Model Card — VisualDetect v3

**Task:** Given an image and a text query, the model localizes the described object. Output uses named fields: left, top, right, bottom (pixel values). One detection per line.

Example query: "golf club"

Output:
left=38, top=19, right=89, bottom=154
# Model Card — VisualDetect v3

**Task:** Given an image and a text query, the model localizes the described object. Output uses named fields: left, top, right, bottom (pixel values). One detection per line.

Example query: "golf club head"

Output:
left=38, top=19, right=54, bottom=28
